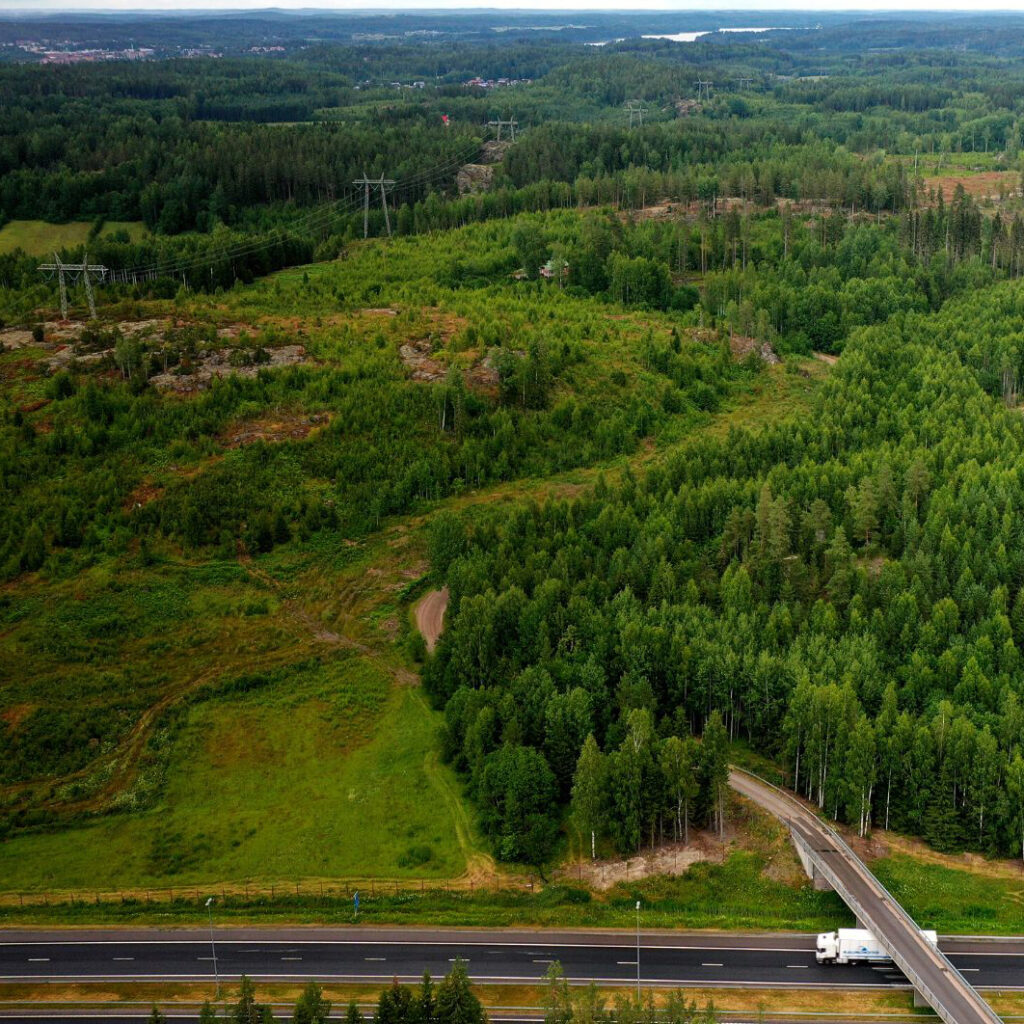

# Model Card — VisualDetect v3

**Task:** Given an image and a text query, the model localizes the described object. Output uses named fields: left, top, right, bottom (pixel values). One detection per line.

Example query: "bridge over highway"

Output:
left=730, top=768, right=1003, bottom=1024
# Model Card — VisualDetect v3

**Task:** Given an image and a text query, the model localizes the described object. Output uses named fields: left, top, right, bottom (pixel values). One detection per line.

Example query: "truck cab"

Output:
left=815, top=932, right=839, bottom=963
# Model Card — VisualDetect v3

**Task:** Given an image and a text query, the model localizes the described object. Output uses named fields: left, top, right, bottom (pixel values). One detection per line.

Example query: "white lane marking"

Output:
left=112, top=957, right=135, bottom=961
left=365, top=957, right=387, bottom=962
left=871, top=966, right=890, bottom=971
left=532, top=959, right=555, bottom=964
left=0, top=973, right=928, bottom=988
left=196, top=957, right=216, bottom=961
left=616, top=961, right=637, bottom=966
left=961, top=968, right=980, bottom=972
left=1, top=939, right=813, bottom=953
left=448, top=958, right=469, bottom=962
left=785, top=965, right=808, bottom=969
left=701, top=963, right=724, bottom=968
left=27, top=957, right=50, bottom=962
left=281, top=957, right=303, bottom=961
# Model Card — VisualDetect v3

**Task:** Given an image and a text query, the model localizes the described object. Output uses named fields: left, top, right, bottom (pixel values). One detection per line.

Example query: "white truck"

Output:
left=815, top=928, right=938, bottom=965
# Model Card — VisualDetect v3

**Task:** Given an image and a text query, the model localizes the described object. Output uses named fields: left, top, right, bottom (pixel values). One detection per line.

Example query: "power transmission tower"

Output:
left=735, top=77, right=754, bottom=90
left=37, top=253, right=107, bottom=320
left=487, top=118, right=518, bottom=142
left=695, top=79, right=713, bottom=102
left=352, top=172, right=396, bottom=238
left=625, top=101, right=648, bottom=129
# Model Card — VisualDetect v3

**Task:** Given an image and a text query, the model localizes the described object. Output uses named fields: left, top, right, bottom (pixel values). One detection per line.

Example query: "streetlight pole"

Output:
left=635, top=899, right=641, bottom=998
left=205, top=897, right=220, bottom=999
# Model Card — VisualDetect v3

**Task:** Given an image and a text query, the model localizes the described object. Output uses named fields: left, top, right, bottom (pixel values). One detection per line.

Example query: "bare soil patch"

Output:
left=0, top=703, right=34, bottom=730
left=222, top=411, right=330, bottom=448
left=559, top=835, right=723, bottom=890
left=400, top=339, right=447, bottom=382
left=149, top=344, right=310, bottom=393
left=457, top=163, right=495, bottom=195
left=923, top=171, right=1019, bottom=202
left=729, top=333, right=779, bottom=364
left=415, top=587, right=449, bottom=652
left=812, top=351, right=838, bottom=366
left=123, top=480, right=165, bottom=513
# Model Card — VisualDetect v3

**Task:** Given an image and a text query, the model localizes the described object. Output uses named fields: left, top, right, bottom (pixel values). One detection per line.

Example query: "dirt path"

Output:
left=411, top=688, right=496, bottom=882
left=415, top=587, right=449, bottom=651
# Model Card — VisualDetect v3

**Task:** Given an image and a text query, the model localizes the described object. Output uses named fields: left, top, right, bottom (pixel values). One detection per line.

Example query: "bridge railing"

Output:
left=731, top=767, right=1002, bottom=1024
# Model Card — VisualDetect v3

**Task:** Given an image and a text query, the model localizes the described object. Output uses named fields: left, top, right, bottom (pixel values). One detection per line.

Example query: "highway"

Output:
left=1, top=927, right=1024, bottom=990
left=729, top=770, right=1004, bottom=1024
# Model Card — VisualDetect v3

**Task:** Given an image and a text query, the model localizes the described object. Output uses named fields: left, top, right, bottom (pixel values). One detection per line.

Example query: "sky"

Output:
left=2, top=0, right=1024, bottom=10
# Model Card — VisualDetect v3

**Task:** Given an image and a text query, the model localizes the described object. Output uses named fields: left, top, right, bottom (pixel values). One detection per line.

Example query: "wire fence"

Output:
left=0, top=874, right=545, bottom=910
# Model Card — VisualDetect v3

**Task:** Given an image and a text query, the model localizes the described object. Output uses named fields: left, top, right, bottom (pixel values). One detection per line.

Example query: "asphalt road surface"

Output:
left=2, top=927, right=1023, bottom=991
left=729, top=770, right=1003, bottom=1024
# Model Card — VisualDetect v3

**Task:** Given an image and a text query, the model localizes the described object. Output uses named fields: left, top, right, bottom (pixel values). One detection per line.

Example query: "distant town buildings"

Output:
left=465, top=76, right=531, bottom=89
left=34, top=46, right=155, bottom=64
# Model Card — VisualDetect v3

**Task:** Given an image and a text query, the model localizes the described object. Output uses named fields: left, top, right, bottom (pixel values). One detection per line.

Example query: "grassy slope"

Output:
left=0, top=660, right=467, bottom=889
left=0, top=220, right=147, bottom=255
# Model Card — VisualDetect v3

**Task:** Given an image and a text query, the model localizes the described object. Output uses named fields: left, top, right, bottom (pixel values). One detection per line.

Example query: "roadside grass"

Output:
left=0, top=983, right=930, bottom=1022
left=0, top=220, right=147, bottom=255
left=0, top=847, right=848, bottom=931
left=873, top=853, right=1024, bottom=935
left=0, top=656, right=468, bottom=889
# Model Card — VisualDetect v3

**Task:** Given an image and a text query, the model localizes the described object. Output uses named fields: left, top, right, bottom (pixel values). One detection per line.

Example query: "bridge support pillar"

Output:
left=913, top=988, right=930, bottom=1008
left=790, top=826, right=835, bottom=891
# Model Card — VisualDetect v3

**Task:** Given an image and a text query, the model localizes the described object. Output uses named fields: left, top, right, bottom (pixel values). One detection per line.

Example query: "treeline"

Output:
left=0, top=57, right=479, bottom=230
left=148, top=960, right=716, bottom=1024
left=160, top=963, right=485, bottom=1024
left=0, top=227, right=314, bottom=318
left=0, top=117, right=478, bottom=232
left=425, top=272, right=1024, bottom=860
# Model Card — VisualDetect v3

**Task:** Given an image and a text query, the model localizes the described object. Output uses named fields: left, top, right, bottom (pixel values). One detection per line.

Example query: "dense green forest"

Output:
left=8, top=11, right=1024, bottom=887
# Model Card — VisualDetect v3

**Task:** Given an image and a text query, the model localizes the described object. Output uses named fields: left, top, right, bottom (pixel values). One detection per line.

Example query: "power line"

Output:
left=487, top=118, right=518, bottom=142
left=625, top=101, right=648, bottom=129
left=115, top=136, right=484, bottom=283
left=353, top=172, right=396, bottom=239
left=37, top=253, right=107, bottom=319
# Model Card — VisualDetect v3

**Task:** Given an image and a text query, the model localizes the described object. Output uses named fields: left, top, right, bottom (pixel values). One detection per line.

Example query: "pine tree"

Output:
left=435, top=960, right=485, bottom=1024
left=293, top=981, right=331, bottom=1024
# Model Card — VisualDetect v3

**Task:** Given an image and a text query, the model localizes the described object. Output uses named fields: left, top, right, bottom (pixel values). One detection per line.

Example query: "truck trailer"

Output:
left=815, top=928, right=938, bottom=965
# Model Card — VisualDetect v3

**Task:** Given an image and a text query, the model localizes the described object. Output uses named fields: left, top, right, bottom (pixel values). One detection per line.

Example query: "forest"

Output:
left=7, top=11, right=1024, bottom=888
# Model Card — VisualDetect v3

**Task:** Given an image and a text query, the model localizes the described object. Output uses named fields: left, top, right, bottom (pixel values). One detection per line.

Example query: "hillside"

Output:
left=6, top=13, right=1024, bottom=921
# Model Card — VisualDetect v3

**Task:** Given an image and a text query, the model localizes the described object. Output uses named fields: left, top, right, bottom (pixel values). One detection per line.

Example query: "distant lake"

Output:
left=641, top=27, right=790, bottom=43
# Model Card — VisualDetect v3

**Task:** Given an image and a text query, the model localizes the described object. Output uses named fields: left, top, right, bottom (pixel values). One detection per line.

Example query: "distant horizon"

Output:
left=3, top=2, right=1024, bottom=13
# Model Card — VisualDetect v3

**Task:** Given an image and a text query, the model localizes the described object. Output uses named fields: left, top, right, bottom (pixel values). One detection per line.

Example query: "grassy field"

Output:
left=0, top=220, right=147, bottom=256
left=873, top=853, right=1024, bottom=935
left=0, top=650, right=471, bottom=890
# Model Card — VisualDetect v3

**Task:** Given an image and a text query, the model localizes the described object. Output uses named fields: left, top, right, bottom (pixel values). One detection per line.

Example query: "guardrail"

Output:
left=730, top=767, right=1003, bottom=1024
